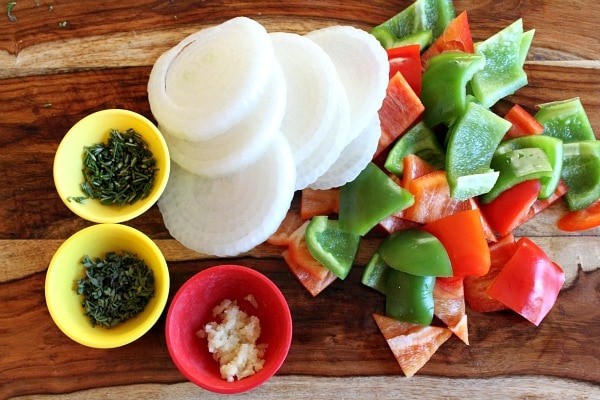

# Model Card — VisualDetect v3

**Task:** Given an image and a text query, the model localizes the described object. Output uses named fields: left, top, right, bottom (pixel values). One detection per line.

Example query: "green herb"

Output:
left=81, top=128, right=157, bottom=206
left=75, top=251, right=155, bottom=328
left=66, top=195, right=88, bottom=204
left=7, top=1, right=17, bottom=22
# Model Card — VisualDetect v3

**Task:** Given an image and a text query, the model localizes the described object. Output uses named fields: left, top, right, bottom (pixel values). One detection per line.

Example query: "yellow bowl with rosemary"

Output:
left=45, top=223, right=170, bottom=348
left=53, top=109, right=170, bottom=223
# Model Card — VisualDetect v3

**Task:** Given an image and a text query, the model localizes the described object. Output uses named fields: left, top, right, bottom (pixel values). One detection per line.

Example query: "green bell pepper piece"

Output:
left=535, top=97, right=596, bottom=142
left=421, top=51, right=486, bottom=128
left=392, top=30, right=433, bottom=51
left=561, top=140, right=600, bottom=210
left=385, top=268, right=435, bottom=325
left=383, top=121, right=446, bottom=176
left=377, top=228, right=452, bottom=277
left=446, top=102, right=511, bottom=200
left=370, top=0, right=455, bottom=49
left=305, top=216, right=361, bottom=280
left=481, top=147, right=554, bottom=203
left=519, top=29, right=535, bottom=65
left=339, top=163, right=414, bottom=236
left=493, top=135, right=564, bottom=199
left=361, top=252, right=391, bottom=295
left=470, top=19, right=530, bottom=108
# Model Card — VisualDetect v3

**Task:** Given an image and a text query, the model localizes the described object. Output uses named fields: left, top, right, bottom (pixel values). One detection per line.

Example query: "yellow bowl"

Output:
left=45, top=223, right=170, bottom=348
left=53, top=109, right=170, bottom=223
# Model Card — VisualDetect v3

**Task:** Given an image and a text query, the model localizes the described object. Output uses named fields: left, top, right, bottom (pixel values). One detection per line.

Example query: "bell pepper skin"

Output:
left=479, top=179, right=542, bottom=236
left=561, top=140, right=600, bottom=210
left=422, top=209, right=491, bottom=277
left=445, top=102, right=511, bottom=200
left=339, top=163, right=414, bottom=236
left=392, top=30, right=432, bottom=51
left=470, top=19, right=530, bottom=108
left=503, top=104, right=544, bottom=139
left=386, top=44, right=422, bottom=96
left=420, top=10, right=474, bottom=69
left=482, top=147, right=553, bottom=204
left=492, top=135, right=563, bottom=199
left=487, top=237, right=565, bottom=326
left=557, top=197, right=600, bottom=232
left=362, top=252, right=391, bottom=295
left=421, top=50, right=485, bottom=128
left=305, top=216, right=360, bottom=280
left=376, top=71, right=425, bottom=158
left=535, top=97, right=596, bottom=142
left=386, top=268, right=435, bottom=325
left=384, top=121, right=446, bottom=176
left=378, top=228, right=453, bottom=277
left=370, top=0, right=455, bottom=49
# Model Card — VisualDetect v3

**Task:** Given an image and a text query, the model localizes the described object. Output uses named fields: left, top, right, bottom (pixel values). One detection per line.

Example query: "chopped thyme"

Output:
left=80, top=128, right=157, bottom=206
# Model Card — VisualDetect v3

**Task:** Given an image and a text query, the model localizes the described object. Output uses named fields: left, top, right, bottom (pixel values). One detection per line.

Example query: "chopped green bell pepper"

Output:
left=470, top=19, right=530, bottom=108
left=370, top=0, right=455, bottom=49
left=481, top=147, right=554, bottom=203
left=385, top=268, right=435, bottom=325
left=339, top=163, right=414, bottom=236
left=361, top=252, right=391, bottom=295
left=535, top=97, right=596, bottom=142
left=493, top=135, right=564, bottom=199
left=377, top=228, right=453, bottom=277
left=561, top=140, right=600, bottom=210
left=421, top=51, right=486, bottom=128
left=383, top=121, right=446, bottom=176
left=446, top=102, right=511, bottom=200
left=305, top=216, right=361, bottom=280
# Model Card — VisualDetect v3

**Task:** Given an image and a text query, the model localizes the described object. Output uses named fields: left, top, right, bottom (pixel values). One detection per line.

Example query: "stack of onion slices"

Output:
left=148, top=16, right=389, bottom=257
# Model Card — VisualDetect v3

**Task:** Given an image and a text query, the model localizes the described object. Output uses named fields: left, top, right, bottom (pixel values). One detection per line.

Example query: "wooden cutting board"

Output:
left=1, top=1, right=598, bottom=398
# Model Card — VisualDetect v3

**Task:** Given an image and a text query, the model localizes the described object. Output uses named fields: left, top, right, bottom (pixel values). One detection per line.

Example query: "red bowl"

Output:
left=165, top=264, right=292, bottom=394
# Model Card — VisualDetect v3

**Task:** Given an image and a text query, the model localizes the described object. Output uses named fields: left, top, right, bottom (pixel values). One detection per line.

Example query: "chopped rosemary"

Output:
left=81, top=128, right=157, bottom=206
left=7, top=1, right=17, bottom=22
left=66, top=195, right=88, bottom=204
left=75, top=251, right=155, bottom=328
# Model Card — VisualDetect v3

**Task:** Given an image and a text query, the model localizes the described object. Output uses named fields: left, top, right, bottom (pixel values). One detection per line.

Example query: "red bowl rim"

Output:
left=165, top=264, right=292, bottom=394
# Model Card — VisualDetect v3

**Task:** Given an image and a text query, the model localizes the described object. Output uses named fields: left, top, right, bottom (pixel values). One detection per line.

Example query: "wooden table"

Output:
left=1, top=1, right=599, bottom=398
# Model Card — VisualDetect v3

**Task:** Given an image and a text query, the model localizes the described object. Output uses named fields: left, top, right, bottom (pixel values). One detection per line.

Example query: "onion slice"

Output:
left=160, top=62, right=287, bottom=178
left=306, top=25, right=389, bottom=143
left=294, top=86, right=352, bottom=190
left=270, top=32, right=341, bottom=180
left=309, top=115, right=381, bottom=190
left=148, top=17, right=275, bottom=141
left=158, top=133, right=296, bottom=257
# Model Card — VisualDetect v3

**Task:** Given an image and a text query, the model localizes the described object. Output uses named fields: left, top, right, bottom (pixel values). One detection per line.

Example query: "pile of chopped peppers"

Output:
left=269, top=0, right=598, bottom=378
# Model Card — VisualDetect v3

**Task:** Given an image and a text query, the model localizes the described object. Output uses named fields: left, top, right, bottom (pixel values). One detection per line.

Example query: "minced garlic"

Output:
left=197, top=298, right=267, bottom=382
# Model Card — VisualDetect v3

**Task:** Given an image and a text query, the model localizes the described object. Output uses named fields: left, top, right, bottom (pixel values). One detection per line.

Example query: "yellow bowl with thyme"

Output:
left=45, top=223, right=170, bottom=348
left=53, top=109, right=170, bottom=223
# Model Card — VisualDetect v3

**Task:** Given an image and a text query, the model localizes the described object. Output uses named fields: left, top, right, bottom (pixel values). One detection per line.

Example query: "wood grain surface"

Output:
left=1, top=1, right=599, bottom=399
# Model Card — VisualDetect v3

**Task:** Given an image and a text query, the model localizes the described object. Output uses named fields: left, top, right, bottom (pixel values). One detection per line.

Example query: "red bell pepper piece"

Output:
left=375, top=71, right=425, bottom=158
left=372, top=313, right=453, bottom=378
left=503, top=103, right=544, bottom=139
left=464, top=234, right=516, bottom=313
left=403, top=170, right=471, bottom=224
left=387, top=44, right=422, bottom=96
left=520, top=179, right=568, bottom=225
left=422, top=209, right=491, bottom=277
left=487, top=237, right=565, bottom=326
left=479, top=179, right=542, bottom=236
left=400, top=154, right=438, bottom=190
left=557, top=196, right=600, bottom=232
left=421, top=11, right=475, bottom=69
left=300, top=188, right=340, bottom=220
left=433, top=277, right=469, bottom=345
